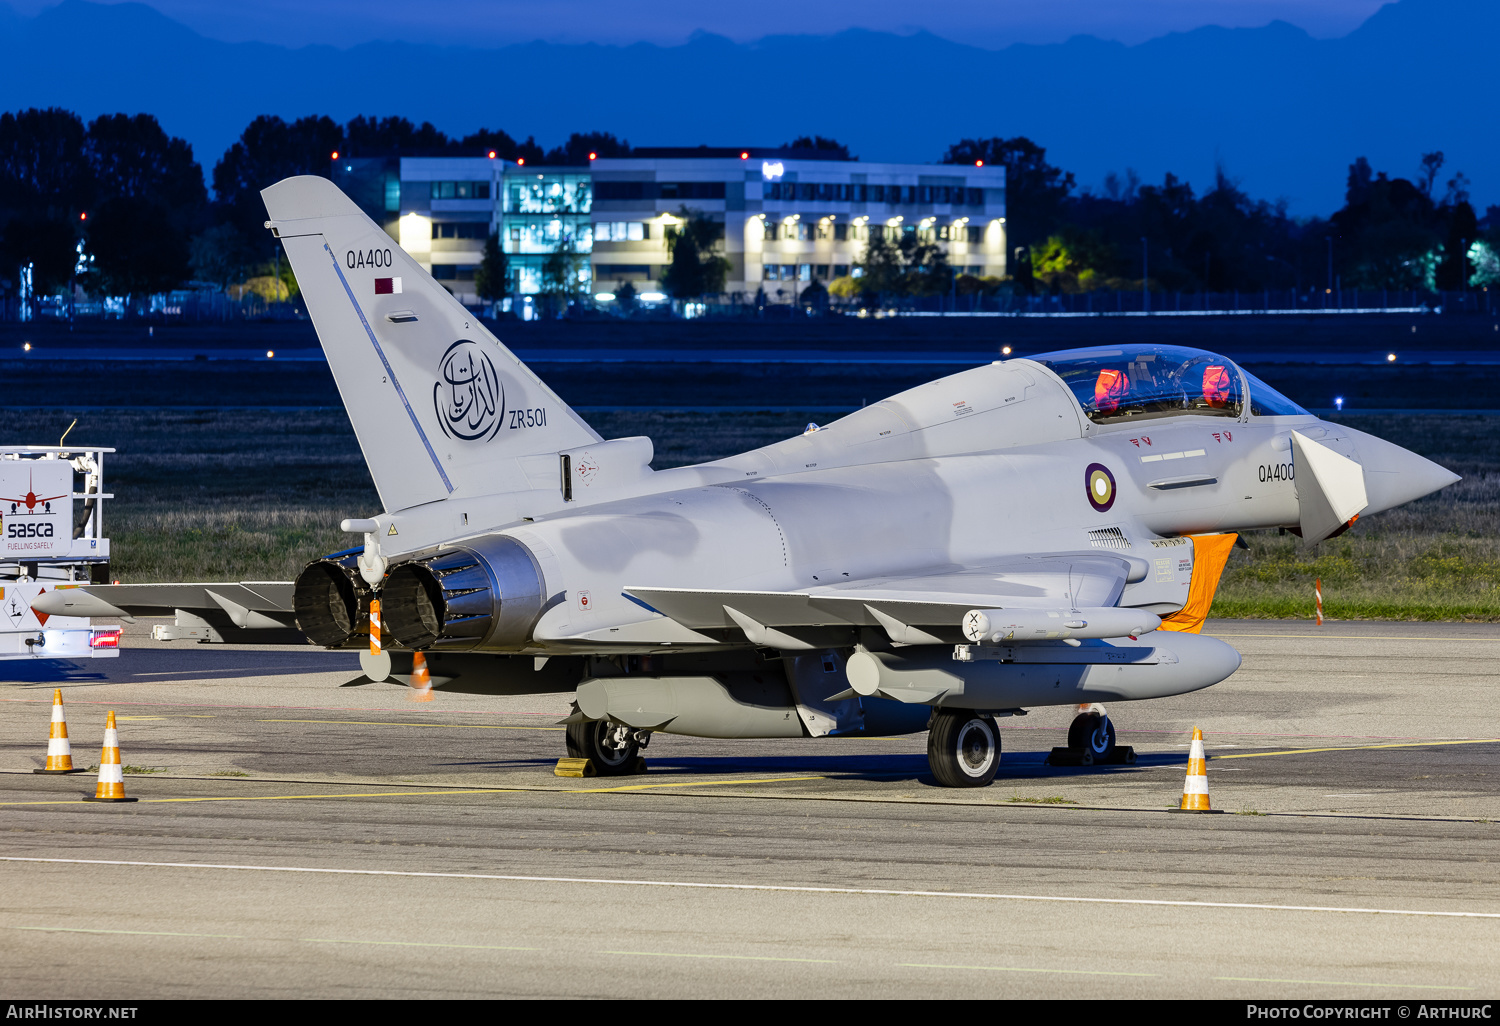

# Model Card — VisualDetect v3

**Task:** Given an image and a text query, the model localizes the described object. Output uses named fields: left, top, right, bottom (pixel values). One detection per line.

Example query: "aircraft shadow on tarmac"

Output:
left=433, top=750, right=1190, bottom=787
left=0, top=649, right=360, bottom=686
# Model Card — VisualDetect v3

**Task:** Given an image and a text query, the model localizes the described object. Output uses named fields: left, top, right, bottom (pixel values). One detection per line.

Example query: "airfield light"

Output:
left=1335, top=396, right=1344, bottom=410
left=488, top=150, right=497, bottom=159
left=23, top=342, right=31, bottom=351
left=975, top=160, right=984, bottom=167
left=517, top=158, right=525, bottom=166
left=588, top=152, right=597, bottom=161
left=331, top=151, right=339, bottom=160
left=1001, top=345, right=1012, bottom=356
left=740, top=151, right=749, bottom=160
left=266, top=350, right=274, bottom=359
left=1387, top=353, right=1397, bottom=362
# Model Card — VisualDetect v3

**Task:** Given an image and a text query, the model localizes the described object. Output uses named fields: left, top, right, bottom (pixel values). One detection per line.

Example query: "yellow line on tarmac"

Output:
left=1212, top=633, right=1500, bottom=641
left=257, top=718, right=563, bottom=731
left=602, top=949, right=836, bottom=964
left=12, top=925, right=245, bottom=939
left=0, top=776, right=826, bottom=807
left=1215, top=738, right=1500, bottom=760
left=900, top=962, right=1157, bottom=978
left=568, top=776, right=825, bottom=793
left=1213, top=976, right=1473, bottom=991
left=304, top=937, right=539, bottom=952
left=0, top=789, right=519, bottom=807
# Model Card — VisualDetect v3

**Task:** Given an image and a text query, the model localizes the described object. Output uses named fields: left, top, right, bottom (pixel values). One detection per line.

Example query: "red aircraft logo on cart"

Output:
left=1, top=468, right=67, bottom=514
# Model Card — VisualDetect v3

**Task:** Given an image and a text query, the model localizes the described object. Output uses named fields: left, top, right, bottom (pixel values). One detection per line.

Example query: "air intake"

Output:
left=381, top=534, right=545, bottom=652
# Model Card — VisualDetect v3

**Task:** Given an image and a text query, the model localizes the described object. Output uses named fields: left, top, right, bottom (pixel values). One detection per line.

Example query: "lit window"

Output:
left=762, top=264, right=779, bottom=281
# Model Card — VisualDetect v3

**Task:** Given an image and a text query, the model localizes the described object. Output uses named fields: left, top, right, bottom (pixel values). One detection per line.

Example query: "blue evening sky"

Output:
left=6, top=0, right=1390, bottom=49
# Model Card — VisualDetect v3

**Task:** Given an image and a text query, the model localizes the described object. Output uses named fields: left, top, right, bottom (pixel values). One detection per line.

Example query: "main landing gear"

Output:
left=927, top=709, right=1002, bottom=788
left=565, top=720, right=649, bottom=776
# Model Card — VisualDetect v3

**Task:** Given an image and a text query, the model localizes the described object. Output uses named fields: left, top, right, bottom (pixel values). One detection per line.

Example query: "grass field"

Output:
left=2, top=406, right=1495, bottom=620
left=1217, top=414, right=1500, bottom=620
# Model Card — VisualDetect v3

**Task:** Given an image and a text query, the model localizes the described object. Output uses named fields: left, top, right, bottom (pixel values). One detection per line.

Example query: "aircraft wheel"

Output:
left=566, top=719, right=640, bottom=775
left=1068, top=712, right=1117, bottom=759
left=928, top=710, right=1001, bottom=788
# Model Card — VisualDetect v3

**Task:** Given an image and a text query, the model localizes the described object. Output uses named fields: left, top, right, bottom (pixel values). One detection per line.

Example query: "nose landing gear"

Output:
left=1048, top=705, right=1137, bottom=766
left=565, top=719, right=649, bottom=776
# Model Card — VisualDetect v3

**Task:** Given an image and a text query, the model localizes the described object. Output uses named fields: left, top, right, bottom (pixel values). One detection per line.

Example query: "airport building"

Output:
left=335, top=149, right=1007, bottom=305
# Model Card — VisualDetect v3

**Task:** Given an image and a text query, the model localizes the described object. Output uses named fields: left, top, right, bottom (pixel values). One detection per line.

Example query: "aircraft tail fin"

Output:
left=260, top=175, right=600, bottom=512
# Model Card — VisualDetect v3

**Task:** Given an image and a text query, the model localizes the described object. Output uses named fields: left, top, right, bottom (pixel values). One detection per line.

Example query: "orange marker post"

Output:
left=1315, top=578, right=1324, bottom=626
left=369, top=598, right=382, bottom=657
left=82, top=711, right=137, bottom=803
left=36, top=688, right=85, bottom=774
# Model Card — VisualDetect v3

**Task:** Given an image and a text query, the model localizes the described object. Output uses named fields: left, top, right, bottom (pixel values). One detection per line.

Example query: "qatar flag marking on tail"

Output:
left=375, top=277, right=402, bottom=295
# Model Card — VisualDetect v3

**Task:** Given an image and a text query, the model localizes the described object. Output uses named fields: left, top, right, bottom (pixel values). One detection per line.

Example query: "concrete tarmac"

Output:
left=1, top=619, right=1497, bottom=998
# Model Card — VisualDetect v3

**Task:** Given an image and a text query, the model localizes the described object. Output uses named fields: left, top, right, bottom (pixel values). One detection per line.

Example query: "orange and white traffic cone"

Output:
left=82, top=710, right=137, bottom=803
left=35, top=688, right=85, bottom=774
left=409, top=650, right=433, bottom=702
left=1175, top=726, right=1212, bottom=812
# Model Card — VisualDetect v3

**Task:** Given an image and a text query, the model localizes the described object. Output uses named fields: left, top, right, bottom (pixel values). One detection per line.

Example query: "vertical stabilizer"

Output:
left=261, top=176, right=600, bottom=512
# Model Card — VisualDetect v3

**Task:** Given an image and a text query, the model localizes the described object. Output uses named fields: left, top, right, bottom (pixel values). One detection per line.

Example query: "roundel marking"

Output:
left=433, top=339, right=506, bottom=441
left=1085, top=463, right=1116, bottom=513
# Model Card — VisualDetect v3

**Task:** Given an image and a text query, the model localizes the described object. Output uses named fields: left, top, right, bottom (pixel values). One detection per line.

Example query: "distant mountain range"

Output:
left=0, top=0, right=1493, bottom=213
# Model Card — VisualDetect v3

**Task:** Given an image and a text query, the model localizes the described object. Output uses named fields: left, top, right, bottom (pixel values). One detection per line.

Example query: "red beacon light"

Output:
left=331, top=151, right=339, bottom=160
left=79, top=211, right=86, bottom=221
left=517, top=157, right=525, bottom=166
left=588, top=151, right=597, bottom=161
left=740, top=151, right=749, bottom=160
left=975, top=160, right=984, bottom=167
left=488, top=150, right=497, bottom=159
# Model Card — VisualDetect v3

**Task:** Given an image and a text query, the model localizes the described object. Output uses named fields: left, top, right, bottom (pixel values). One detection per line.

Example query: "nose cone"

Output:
left=1342, top=425, right=1461, bottom=514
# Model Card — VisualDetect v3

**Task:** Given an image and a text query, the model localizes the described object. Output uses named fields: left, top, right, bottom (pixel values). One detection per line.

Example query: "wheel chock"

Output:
left=629, top=757, right=648, bottom=775
left=554, top=758, right=596, bottom=778
left=1045, top=745, right=1136, bottom=767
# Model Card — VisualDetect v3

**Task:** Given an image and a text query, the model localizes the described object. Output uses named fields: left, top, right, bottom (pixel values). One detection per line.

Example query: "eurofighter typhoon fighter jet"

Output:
left=70, top=176, right=1464, bottom=786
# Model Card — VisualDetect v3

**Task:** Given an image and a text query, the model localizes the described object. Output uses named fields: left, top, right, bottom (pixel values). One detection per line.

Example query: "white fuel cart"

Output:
left=0, top=445, right=120, bottom=661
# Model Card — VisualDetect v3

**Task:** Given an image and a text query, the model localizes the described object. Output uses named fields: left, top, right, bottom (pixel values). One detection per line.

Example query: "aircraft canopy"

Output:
left=1030, top=345, right=1306, bottom=423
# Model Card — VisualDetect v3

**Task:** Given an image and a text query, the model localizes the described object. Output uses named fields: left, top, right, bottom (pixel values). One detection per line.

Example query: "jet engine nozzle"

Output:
left=292, top=553, right=372, bottom=648
left=962, top=606, right=1162, bottom=644
left=381, top=534, right=545, bottom=652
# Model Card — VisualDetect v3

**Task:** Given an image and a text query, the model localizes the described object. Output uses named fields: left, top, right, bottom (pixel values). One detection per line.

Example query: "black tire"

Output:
left=565, top=720, right=640, bottom=775
left=1067, top=712, right=1116, bottom=759
left=927, top=710, right=1001, bottom=787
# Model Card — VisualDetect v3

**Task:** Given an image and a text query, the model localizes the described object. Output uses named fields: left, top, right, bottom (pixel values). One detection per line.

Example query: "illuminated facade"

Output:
left=591, top=150, right=1006, bottom=302
left=374, top=151, right=1006, bottom=304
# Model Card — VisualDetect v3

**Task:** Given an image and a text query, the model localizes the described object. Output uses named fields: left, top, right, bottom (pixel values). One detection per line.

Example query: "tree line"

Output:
left=938, top=137, right=1495, bottom=297
left=2, top=106, right=1494, bottom=310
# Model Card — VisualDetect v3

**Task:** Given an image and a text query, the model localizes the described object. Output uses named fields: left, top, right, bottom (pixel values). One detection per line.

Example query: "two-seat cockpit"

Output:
left=1029, top=345, right=1308, bottom=424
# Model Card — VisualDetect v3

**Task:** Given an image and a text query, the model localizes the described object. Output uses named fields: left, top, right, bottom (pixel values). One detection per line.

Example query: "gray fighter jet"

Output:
left=56, top=176, right=1461, bottom=786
